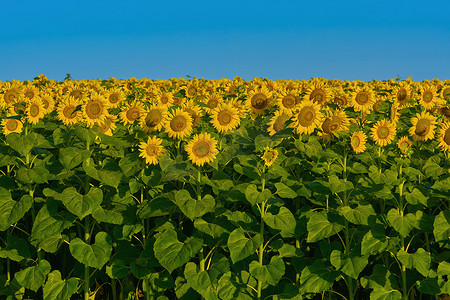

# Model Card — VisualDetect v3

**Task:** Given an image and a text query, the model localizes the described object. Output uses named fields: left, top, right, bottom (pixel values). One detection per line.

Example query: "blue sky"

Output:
left=1, top=0, right=449, bottom=82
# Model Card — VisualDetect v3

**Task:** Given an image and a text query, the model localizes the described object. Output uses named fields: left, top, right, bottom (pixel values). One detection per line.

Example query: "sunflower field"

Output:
left=0, top=75, right=449, bottom=300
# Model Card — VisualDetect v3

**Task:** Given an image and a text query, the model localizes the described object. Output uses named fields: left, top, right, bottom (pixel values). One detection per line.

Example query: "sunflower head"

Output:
left=408, top=111, right=438, bottom=142
left=140, top=105, right=167, bottom=133
left=351, top=86, right=375, bottom=114
left=246, top=87, right=272, bottom=116
left=211, top=103, right=240, bottom=133
left=350, top=131, right=367, bottom=154
left=370, top=119, right=396, bottom=147
left=185, top=132, right=219, bottom=166
left=267, top=111, right=291, bottom=136
left=397, top=136, right=412, bottom=154
left=293, top=100, right=322, bottom=135
left=139, top=136, right=165, bottom=165
left=1, top=117, right=23, bottom=135
left=165, top=108, right=193, bottom=139
left=437, top=122, right=450, bottom=152
left=261, top=148, right=278, bottom=167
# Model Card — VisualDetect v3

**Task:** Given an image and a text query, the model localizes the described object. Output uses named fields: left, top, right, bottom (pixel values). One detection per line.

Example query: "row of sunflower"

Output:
left=0, top=75, right=449, bottom=300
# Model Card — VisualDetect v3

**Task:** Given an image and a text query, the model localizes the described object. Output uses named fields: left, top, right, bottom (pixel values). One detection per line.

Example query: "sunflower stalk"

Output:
left=257, top=165, right=266, bottom=299
left=196, top=168, right=206, bottom=272
left=398, top=164, right=408, bottom=300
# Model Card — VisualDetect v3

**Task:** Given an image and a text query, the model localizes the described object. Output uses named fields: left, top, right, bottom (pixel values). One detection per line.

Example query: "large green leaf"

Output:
left=433, top=210, right=450, bottom=243
left=386, top=208, right=417, bottom=237
left=83, top=158, right=123, bottom=188
left=217, top=272, right=252, bottom=300
left=299, top=260, right=340, bottom=294
left=59, top=147, right=90, bottom=170
left=15, top=259, right=51, bottom=292
left=396, top=248, right=431, bottom=276
left=337, top=204, right=376, bottom=225
left=361, top=227, right=389, bottom=256
left=0, top=188, right=33, bottom=231
left=43, top=271, right=78, bottom=300
left=330, top=250, right=368, bottom=279
left=227, top=228, right=262, bottom=264
left=184, top=262, right=218, bottom=300
left=245, top=184, right=272, bottom=206
left=263, top=207, right=296, bottom=237
left=369, top=288, right=402, bottom=300
left=274, top=182, right=297, bottom=199
left=61, top=186, right=103, bottom=220
left=0, top=235, right=32, bottom=261
left=249, top=256, right=285, bottom=285
left=119, top=152, right=143, bottom=177
left=328, top=175, right=354, bottom=194
left=174, top=189, right=215, bottom=220
left=153, top=229, right=203, bottom=273
left=69, top=232, right=112, bottom=269
left=6, top=133, right=34, bottom=156
left=306, top=211, right=344, bottom=243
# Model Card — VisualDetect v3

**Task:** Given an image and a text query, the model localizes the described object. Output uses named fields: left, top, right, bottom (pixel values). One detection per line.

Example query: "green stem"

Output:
left=342, top=150, right=354, bottom=300
left=6, top=257, right=10, bottom=282
left=398, top=165, right=408, bottom=300
left=257, top=168, right=266, bottom=299
left=199, top=248, right=205, bottom=272
left=84, top=216, right=91, bottom=300
left=111, top=278, right=117, bottom=300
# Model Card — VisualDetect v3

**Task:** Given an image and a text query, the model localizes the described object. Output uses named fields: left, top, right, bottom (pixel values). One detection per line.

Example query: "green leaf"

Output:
left=83, top=158, right=123, bottom=188
left=274, top=182, right=297, bottom=198
left=249, top=256, right=285, bottom=285
left=174, top=190, right=215, bottom=220
left=16, top=160, right=50, bottom=184
left=0, top=188, right=33, bottom=231
left=69, top=232, right=112, bottom=269
left=0, top=235, right=32, bottom=261
left=59, top=147, right=90, bottom=170
left=184, top=262, right=218, bottom=300
left=387, top=208, right=417, bottom=237
left=416, top=277, right=441, bottom=295
left=337, top=204, right=376, bottom=225
left=405, top=187, right=429, bottom=206
left=61, top=187, right=103, bottom=220
left=6, top=133, right=34, bottom=156
left=433, top=210, right=450, bottom=243
left=227, top=228, right=262, bottom=264
left=437, top=261, right=450, bottom=276
left=369, top=288, right=402, bottom=300
left=153, top=229, right=203, bottom=273
left=361, top=227, right=389, bottom=256
left=119, top=152, right=143, bottom=177
left=217, top=272, right=252, bottom=300
left=328, top=175, right=354, bottom=194
left=330, top=250, right=368, bottom=279
left=360, top=264, right=399, bottom=291
left=263, top=207, right=296, bottom=237
left=431, top=176, right=450, bottom=193
left=299, top=260, right=340, bottom=294
left=306, top=211, right=344, bottom=243
left=245, top=184, right=272, bottom=205
left=92, top=207, right=124, bottom=225
left=15, top=259, right=51, bottom=292
left=397, top=248, right=431, bottom=276
left=43, top=271, right=78, bottom=300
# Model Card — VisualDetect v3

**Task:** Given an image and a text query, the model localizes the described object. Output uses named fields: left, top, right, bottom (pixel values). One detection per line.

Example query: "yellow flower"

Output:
left=202, top=93, right=223, bottom=114
left=165, top=108, right=193, bottom=139
left=397, top=136, right=412, bottom=154
left=25, top=97, right=45, bottom=125
left=267, top=111, right=291, bottom=136
left=210, top=102, right=240, bottom=133
left=40, top=93, right=55, bottom=114
left=104, top=87, right=125, bottom=108
left=98, top=115, right=117, bottom=136
left=119, top=103, right=145, bottom=125
left=408, top=111, right=438, bottom=141
left=23, top=84, right=39, bottom=100
left=140, top=105, right=168, bottom=133
left=350, top=131, right=367, bottom=154
left=246, top=87, right=272, bottom=116
left=156, top=91, right=174, bottom=107
left=57, top=96, right=81, bottom=125
left=440, top=85, right=450, bottom=102
left=370, top=119, right=396, bottom=147
left=82, top=93, right=110, bottom=127
left=185, top=132, right=219, bottom=166
left=1, top=81, right=24, bottom=110
left=391, top=83, right=413, bottom=108
left=304, top=80, right=331, bottom=106
left=418, top=83, right=438, bottom=110
left=1, top=117, right=23, bottom=135
left=292, top=100, right=322, bottom=135
left=139, top=136, right=165, bottom=165
left=261, top=148, right=278, bottom=167
left=276, top=89, right=300, bottom=113
left=437, top=122, right=450, bottom=151
left=351, top=86, right=376, bottom=114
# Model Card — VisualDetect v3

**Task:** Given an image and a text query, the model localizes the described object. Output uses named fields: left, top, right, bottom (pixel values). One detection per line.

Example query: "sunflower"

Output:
left=267, top=111, right=291, bottom=136
left=183, top=102, right=203, bottom=128
left=210, top=102, right=240, bottom=133
left=350, top=131, right=367, bottom=154
left=397, top=136, right=412, bottom=154
left=82, top=94, right=110, bottom=127
left=319, top=109, right=350, bottom=141
left=292, top=100, right=323, bottom=135
left=390, top=102, right=401, bottom=124
left=67, top=85, right=85, bottom=101
left=408, top=111, right=438, bottom=141
left=437, top=106, right=450, bottom=122
left=418, top=83, right=438, bottom=110
left=156, top=91, right=174, bottom=107
left=139, top=136, right=165, bottom=165
left=119, top=103, right=145, bottom=125
left=98, top=115, right=117, bottom=136
left=185, top=132, right=219, bottom=166
left=165, top=108, right=193, bottom=139
left=440, top=85, right=450, bottom=102
left=40, top=93, right=55, bottom=114
left=140, top=105, right=167, bottom=133
left=23, top=84, right=39, bottom=100
left=104, top=87, right=125, bottom=108
left=391, top=83, right=412, bottom=107
left=351, top=86, right=376, bottom=114
left=228, top=98, right=247, bottom=118
left=304, top=81, right=331, bottom=106
left=370, top=119, right=396, bottom=147
left=276, top=89, right=300, bottom=113
left=25, top=98, right=45, bottom=125
left=261, top=148, right=278, bottom=167
left=437, top=122, right=450, bottom=151
left=246, top=87, right=272, bottom=116
left=185, top=83, right=199, bottom=98
left=1, top=117, right=23, bottom=135
left=57, top=96, right=81, bottom=125
left=1, top=81, right=23, bottom=109
left=203, top=93, right=223, bottom=114
left=332, top=87, right=350, bottom=107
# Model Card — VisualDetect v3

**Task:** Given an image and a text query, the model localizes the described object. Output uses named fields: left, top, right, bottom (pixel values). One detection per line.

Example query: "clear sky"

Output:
left=1, top=0, right=449, bottom=82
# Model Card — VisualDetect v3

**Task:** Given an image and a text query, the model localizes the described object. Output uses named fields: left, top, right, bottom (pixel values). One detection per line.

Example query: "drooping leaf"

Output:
left=227, top=228, right=262, bottom=264
left=61, top=186, right=103, bottom=220
left=59, top=147, right=90, bottom=170
left=274, top=182, right=297, bottom=199
left=387, top=208, right=417, bottom=237
left=361, top=227, right=389, bottom=256
left=15, top=259, right=51, bottom=292
left=330, top=250, right=368, bottom=279
left=299, top=260, right=340, bottom=294
left=433, top=210, right=450, bottom=243
left=245, top=184, right=272, bottom=206
left=0, top=235, right=32, bottom=261
left=338, top=204, right=376, bottom=225
left=249, top=256, right=285, bottom=285
left=69, top=232, right=112, bottom=269
left=0, top=188, right=33, bottom=231
left=263, top=207, right=296, bottom=237
left=306, top=211, right=344, bottom=243
left=43, top=271, right=78, bottom=300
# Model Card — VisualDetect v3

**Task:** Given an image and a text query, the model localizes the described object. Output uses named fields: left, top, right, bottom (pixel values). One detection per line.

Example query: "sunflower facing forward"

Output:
left=210, top=102, right=240, bottom=133
left=164, top=108, right=193, bottom=139
left=408, top=111, right=438, bottom=141
left=185, top=132, right=219, bottom=166
left=350, top=131, right=367, bottom=154
left=370, top=119, right=396, bottom=147
left=351, top=86, right=376, bottom=114
left=139, top=136, right=165, bottom=165
left=292, top=100, right=323, bottom=135
left=246, top=86, right=272, bottom=116
left=82, top=93, right=110, bottom=127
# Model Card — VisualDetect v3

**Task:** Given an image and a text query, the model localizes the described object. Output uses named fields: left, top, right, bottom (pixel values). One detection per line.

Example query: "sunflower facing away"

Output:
left=437, top=122, right=450, bottom=151
left=139, top=136, right=165, bottom=165
left=267, top=110, right=291, bottom=136
left=165, top=108, right=193, bottom=139
left=292, top=100, right=323, bottom=135
left=408, top=111, right=438, bottom=142
left=397, top=136, right=412, bottom=154
left=1, top=117, right=23, bottom=135
left=350, top=131, right=367, bottom=154
left=98, top=115, right=117, bottom=136
left=185, top=132, right=219, bottom=166
left=210, top=102, right=240, bottom=133
left=261, top=148, right=278, bottom=167
left=40, top=93, right=55, bottom=114
left=370, top=119, right=396, bottom=147
left=57, top=96, right=81, bottom=125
